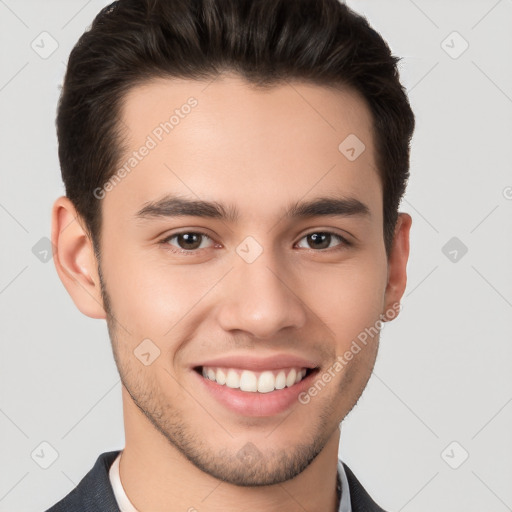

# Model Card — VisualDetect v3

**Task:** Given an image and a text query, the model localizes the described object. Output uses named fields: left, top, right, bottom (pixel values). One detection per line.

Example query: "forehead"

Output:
left=108, top=74, right=381, bottom=223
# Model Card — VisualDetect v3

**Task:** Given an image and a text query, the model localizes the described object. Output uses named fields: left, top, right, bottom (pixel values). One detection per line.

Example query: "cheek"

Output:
left=100, top=246, right=171, bottom=337
left=100, top=247, right=224, bottom=342
left=305, top=257, right=388, bottom=349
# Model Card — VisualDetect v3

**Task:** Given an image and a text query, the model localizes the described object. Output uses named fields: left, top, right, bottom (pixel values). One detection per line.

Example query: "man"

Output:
left=47, top=0, right=414, bottom=510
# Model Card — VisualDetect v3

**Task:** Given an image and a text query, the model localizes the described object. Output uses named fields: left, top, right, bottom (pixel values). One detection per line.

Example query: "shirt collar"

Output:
left=337, top=458, right=353, bottom=512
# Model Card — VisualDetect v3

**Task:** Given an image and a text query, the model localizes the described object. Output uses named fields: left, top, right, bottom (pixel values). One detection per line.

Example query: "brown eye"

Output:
left=163, top=232, right=214, bottom=252
left=297, top=232, right=349, bottom=250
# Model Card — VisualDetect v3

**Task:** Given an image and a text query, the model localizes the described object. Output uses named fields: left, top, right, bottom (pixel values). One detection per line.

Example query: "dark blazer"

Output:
left=45, top=450, right=387, bottom=512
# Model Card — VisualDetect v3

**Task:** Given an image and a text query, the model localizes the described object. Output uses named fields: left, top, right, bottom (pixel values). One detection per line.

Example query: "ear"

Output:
left=51, top=196, right=106, bottom=319
left=382, top=212, right=412, bottom=322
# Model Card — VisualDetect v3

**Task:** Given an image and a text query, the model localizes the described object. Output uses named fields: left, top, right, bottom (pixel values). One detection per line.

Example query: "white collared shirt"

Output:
left=109, top=451, right=352, bottom=512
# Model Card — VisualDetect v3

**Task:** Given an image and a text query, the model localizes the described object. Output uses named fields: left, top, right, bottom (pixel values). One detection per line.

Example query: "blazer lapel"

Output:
left=342, top=463, right=388, bottom=512
left=46, top=450, right=121, bottom=512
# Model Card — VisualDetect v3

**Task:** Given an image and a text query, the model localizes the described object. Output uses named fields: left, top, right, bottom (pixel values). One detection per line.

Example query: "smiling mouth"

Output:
left=194, top=365, right=319, bottom=393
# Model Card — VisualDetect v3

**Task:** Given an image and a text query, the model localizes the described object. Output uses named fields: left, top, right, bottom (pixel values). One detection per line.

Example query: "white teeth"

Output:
left=275, top=371, right=286, bottom=390
left=225, top=369, right=240, bottom=388
left=286, top=368, right=297, bottom=387
left=201, top=366, right=308, bottom=392
left=239, top=370, right=258, bottom=392
left=258, top=371, right=276, bottom=393
left=216, top=368, right=226, bottom=385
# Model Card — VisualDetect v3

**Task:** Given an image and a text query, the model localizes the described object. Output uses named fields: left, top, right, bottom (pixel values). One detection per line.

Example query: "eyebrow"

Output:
left=135, top=195, right=371, bottom=222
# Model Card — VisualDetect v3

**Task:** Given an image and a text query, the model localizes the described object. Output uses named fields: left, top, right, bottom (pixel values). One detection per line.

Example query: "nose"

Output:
left=216, top=249, right=308, bottom=339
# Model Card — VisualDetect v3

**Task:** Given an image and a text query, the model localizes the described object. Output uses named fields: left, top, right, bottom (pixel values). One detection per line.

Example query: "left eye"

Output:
left=296, top=232, right=349, bottom=250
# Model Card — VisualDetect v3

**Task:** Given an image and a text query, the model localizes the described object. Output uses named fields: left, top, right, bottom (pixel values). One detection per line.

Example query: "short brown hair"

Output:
left=57, top=0, right=415, bottom=257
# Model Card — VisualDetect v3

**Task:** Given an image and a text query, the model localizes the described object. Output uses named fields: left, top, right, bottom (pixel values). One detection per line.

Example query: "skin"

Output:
left=52, top=74, right=411, bottom=512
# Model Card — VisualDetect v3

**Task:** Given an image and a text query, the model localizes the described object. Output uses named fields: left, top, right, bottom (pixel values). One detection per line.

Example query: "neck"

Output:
left=119, top=388, right=342, bottom=512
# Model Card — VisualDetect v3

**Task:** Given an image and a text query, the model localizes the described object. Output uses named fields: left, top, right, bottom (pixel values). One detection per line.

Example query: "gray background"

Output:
left=1, top=0, right=511, bottom=510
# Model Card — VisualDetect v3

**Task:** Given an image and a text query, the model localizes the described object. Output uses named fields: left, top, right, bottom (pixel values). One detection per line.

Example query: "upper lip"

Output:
left=193, top=354, right=320, bottom=372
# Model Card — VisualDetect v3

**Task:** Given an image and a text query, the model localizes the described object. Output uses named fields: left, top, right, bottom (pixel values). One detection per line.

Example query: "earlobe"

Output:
left=382, top=212, right=412, bottom=322
left=51, top=196, right=106, bottom=319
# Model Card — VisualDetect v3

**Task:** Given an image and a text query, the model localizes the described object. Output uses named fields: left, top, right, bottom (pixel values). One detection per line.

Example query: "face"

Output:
left=84, top=74, right=406, bottom=485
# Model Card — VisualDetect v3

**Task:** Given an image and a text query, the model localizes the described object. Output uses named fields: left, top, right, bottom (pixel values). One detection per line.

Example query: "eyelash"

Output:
left=159, top=230, right=352, bottom=255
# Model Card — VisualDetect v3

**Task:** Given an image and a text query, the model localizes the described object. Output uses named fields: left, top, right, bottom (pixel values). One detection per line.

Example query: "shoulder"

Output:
left=343, top=462, right=388, bottom=512
left=45, top=450, right=121, bottom=512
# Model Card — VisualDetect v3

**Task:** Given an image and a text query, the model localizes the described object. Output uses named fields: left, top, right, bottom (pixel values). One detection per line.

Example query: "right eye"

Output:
left=160, top=231, right=216, bottom=253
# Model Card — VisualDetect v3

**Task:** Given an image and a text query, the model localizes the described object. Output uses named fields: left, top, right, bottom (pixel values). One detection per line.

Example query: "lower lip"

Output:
left=193, top=368, right=318, bottom=417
